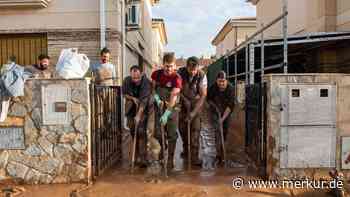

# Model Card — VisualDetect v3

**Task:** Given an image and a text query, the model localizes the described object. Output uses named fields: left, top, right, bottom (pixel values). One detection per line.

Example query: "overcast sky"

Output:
left=153, top=0, right=256, bottom=58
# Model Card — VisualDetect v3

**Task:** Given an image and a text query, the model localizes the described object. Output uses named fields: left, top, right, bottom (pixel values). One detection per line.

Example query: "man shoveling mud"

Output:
left=177, top=56, right=207, bottom=169
left=122, top=65, right=153, bottom=169
left=208, top=71, right=235, bottom=165
left=149, top=53, right=182, bottom=179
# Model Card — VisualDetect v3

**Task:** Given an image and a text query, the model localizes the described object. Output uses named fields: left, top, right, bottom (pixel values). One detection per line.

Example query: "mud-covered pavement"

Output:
left=0, top=119, right=337, bottom=197
left=1, top=166, right=333, bottom=197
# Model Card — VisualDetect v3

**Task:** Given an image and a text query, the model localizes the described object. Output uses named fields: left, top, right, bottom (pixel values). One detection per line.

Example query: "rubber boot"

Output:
left=167, top=142, right=176, bottom=170
left=137, top=137, right=147, bottom=168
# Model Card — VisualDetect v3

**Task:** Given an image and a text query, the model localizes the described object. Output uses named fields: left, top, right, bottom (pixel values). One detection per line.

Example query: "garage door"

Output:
left=0, top=33, right=47, bottom=66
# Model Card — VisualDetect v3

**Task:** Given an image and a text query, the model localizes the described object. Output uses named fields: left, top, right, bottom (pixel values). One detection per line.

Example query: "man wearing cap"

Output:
left=122, top=65, right=153, bottom=167
left=207, top=71, right=235, bottom=164
left=177, top=56, right=207, bottom=167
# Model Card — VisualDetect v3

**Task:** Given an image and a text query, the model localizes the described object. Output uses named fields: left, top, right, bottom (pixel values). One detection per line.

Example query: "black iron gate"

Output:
left=245, top=82, right=267, bottom=175
left=90, top=84, right=122, bottom=177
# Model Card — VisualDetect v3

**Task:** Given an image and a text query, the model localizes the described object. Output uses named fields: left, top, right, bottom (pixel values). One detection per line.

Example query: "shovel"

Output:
left=209, top=102, right=227, bottom=168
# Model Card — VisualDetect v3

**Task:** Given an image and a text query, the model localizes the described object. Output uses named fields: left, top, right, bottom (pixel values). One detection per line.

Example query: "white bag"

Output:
left=56, top=48, right=90, bottom=79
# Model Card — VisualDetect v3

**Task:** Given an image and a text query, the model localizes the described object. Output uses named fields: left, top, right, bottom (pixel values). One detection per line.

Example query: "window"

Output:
left=320, top=89, right=328, bottom=97
left=291, top=89, right=300, bottom=97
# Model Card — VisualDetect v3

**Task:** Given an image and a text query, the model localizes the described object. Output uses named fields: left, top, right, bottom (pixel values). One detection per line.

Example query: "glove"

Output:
left=154, top=94, right=162, bottom=107
left=187, top=111, right=196, bottom=121
left=160, top=109, right=172, bottom=125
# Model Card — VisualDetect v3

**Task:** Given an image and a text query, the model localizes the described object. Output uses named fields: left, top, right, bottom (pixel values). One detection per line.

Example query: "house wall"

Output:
left=152, top=28, right=164, bottom=66
left=305, top=0, right=337, bottom=32
left=215, top=26, right=256, bottom=58
left=0, top=0, right=122, bottom=83
left=255, top=0, right=307, bottom=38
left=125, top=0, right=154, bottom=78
left=337, top=0, right=350, bottom=31
left=254, top=0, right=350, bottom=38
left=150, top=28, right=164, bottom=77
left=0, top=0, right=158, bottom=84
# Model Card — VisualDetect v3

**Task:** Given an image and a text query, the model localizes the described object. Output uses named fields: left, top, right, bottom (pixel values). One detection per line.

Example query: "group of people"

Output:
left=25, top=48, right=236, bottom=179
left=26, top=47, right=116, bottom=81
left=122, top=52, right=235, bottom=179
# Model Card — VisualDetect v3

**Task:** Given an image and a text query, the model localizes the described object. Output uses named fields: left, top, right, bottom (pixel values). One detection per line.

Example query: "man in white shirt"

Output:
left=91, top=47, right=117, bottom=85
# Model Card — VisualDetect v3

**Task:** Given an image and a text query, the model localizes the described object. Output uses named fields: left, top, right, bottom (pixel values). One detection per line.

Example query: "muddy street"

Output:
left=5, top=166, right=333, bottom=197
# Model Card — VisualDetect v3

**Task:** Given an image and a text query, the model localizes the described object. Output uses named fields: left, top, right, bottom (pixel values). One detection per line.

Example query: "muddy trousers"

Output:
left=213, top=113, right=234, bottom=161
left=127, top=116, right=147, bottom=164
left=154, top=108, right=178, bottom=170
left=179, top=113, right=201, bottom=165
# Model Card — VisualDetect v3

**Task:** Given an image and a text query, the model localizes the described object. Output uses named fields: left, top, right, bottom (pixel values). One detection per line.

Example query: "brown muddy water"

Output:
left=0, top=166, right=334, bottom=197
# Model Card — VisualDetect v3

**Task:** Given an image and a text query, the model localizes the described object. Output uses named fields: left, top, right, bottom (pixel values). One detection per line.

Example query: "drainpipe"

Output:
left=121, top=0, right=126, bottom=82
left=100, top=0, right=106, bottom=49
left=121, top=0, right=126, bottom=129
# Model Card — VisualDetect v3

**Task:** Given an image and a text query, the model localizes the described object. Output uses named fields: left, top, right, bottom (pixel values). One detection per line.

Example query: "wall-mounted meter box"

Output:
left=42, top=84, right=71, bottom=125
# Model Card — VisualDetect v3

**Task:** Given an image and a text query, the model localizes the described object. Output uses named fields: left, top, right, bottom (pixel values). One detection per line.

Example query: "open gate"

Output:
left=90, top=84, right=122, bottom=177
left=245, top=82, right=267, bottom=176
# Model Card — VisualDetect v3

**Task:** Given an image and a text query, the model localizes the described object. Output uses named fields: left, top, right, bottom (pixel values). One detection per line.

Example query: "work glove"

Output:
left=160, top=109, right=172, bottom=126
left=153, top=94, right=162, bottom=107
left=187, top=111, right=196, bottom=121
left=134, top=114, right=141, bottom=125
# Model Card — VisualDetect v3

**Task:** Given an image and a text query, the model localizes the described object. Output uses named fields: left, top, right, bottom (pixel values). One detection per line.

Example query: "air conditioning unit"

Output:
left=127, top=1, right=141, bottom=30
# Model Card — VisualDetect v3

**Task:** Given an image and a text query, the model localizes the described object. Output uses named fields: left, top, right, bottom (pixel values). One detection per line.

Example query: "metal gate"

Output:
left=90, top=84, right=122, bottom=177
left=245, top=82, right=267, bottom=172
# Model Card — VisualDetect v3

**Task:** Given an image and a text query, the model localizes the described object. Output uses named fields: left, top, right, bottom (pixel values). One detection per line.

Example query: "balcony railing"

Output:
left=0, top=0, right=51, bottom=8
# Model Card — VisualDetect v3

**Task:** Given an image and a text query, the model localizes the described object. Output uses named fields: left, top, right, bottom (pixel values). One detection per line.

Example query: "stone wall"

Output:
left=264, top=74, right=350, bottom=180
left=0, top=79, right=91, bottom=184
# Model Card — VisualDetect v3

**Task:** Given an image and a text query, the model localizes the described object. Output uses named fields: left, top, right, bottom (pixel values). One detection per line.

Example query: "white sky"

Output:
left=153, top=0, right=256, bottom=58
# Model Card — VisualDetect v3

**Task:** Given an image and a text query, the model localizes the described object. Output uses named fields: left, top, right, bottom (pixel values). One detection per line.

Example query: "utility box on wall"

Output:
left=264, top=74, right=350, bottom=180
left=42, top=84, right=71, bottom=125
left=280, top=84, right=336, bottom=168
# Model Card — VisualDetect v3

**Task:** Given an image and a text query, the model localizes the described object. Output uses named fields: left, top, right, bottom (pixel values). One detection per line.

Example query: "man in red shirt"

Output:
left=149, top=53, right=182, bottom=175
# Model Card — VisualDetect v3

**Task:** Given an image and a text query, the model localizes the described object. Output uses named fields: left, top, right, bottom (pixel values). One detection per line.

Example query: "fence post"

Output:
left=283, top=0, right=288, bottom=73
left=245, top=44, right=249, bottom=85
left=249, top=44, right=255, bottom=85
left=261, top=23, right=265, bottom=82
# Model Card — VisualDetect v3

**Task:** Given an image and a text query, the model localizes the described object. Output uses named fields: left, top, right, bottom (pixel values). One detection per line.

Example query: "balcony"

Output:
left=0, top=0, right=51, bottom=8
